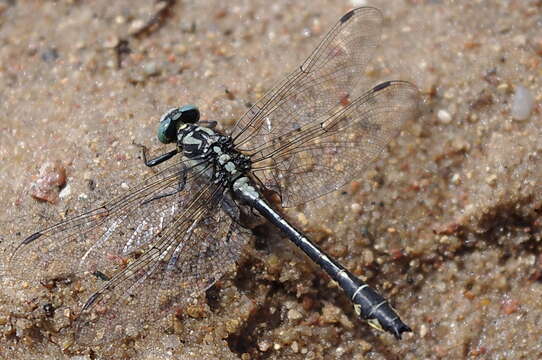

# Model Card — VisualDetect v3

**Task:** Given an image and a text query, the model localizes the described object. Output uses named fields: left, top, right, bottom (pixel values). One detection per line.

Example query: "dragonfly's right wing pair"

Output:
left=231, top=7, right=419, bottom=207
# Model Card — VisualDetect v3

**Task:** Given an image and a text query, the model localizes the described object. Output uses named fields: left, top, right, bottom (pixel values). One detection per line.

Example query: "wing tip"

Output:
left=23, top=231, right=43, bottom=244
left=340, top=6, right=382, bottom=24
left=8, top=231, right=43, bottom=264
left=372, top=81, right=393, bottom=92
left=340, top=9, right=356, bottom=23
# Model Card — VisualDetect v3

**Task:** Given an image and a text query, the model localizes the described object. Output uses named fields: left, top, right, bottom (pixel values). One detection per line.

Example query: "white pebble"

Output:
left=258, top=340, right=271, bottom=352
left=143, top=61, right=160, bottom=76
left=419, top=324, right=428, bottom=337
left=451, top=173, right=461, bottom=184
left=437, top=109, right=452, bottom=124
left=511, top=85, right=535, bottom=121
left=350, top=202, right=362, bottom=214
left=287, top=309, right=303, bottom=320
left=58, top=184, right=71, bottom=199
left=349, top=0, right=368, bottom=6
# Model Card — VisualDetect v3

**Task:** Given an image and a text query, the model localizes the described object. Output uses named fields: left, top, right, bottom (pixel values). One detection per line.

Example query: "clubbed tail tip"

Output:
left=391, top=321, right=412, bottom=340
left=365, top=301, right=412, bottom=340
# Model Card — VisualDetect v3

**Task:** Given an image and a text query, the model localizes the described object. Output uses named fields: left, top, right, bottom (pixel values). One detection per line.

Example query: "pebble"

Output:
left=511, top=85, right=535, bottom=121
left=349, top=0, right=369, bottom=7
left=103, top=35, right=120, bottom=49
left=351, top=202, right=362, bottom=214
left=258, top=340, right=271, bottom=352
left=451, top=173, right=461, bottom=184
left=142, top=61, right=160, bottom=77
left=420, top=323, right=428, bottom=338
left=29, top=160, right=67, bottom=203
left=437, top=109, right=452, bottom=124
left=129, top=19, right=145, bottom=34
left=58, top=183, right=71, bottom=199
left=287, top=309, right=303, bottom=320
left=485, top=174, right=497, bottom=186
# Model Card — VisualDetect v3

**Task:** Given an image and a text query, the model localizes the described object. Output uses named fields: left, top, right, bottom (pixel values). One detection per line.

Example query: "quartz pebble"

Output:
left=511, top=85, right=535, bottom=121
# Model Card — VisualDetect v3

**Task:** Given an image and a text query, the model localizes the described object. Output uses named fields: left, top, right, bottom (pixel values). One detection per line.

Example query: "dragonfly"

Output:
left=9, top=7, right=420, bottom=344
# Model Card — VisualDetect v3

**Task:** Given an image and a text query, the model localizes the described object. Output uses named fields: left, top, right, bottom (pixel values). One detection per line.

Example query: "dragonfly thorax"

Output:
left=178, top=123, right=251, bottom=182
left=178, top=123, right=220, bottom=157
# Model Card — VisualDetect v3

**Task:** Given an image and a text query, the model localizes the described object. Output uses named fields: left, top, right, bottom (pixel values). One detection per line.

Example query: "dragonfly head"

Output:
left=157, top=105, right=200, bottom=144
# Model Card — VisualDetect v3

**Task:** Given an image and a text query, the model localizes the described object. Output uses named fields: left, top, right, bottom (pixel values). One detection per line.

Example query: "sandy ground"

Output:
left=1, top=0, right=541, bottom=359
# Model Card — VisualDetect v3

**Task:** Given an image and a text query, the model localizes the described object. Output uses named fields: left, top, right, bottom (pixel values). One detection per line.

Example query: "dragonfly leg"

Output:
left=135, top=142, right=179, bottom=167
left=140, top=168, right=188, bottom=206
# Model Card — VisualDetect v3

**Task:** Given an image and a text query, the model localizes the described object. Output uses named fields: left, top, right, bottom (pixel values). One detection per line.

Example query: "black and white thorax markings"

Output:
left=178, top=123, right=252, bottom=186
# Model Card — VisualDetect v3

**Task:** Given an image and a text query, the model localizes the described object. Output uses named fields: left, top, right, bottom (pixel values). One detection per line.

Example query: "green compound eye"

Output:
left=157, top=105, right=200, bottom=144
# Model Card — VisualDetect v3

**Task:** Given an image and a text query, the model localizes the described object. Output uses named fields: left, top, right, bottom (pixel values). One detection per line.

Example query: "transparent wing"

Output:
left=8, top=156, right=206, bottom=282
left=248, top=81, right=420, bottom=207
left=230, top=7, right=383, bottom=172
left=74, top=181, right=249, bottom=345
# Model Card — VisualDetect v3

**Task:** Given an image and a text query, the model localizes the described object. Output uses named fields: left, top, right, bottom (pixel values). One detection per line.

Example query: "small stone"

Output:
left=437, top=109, right=452, bottom=124
left=59, top=184, right=72, bottom=199
left=258, top=340, right=271, bottom=352
left=349, top=0, right=368, bottom=7
left=124, top=325, right=139, bottom=338
left=351, top=202, right=362, bottom=214
left=362, top=248, right=374, bottom=265
left=486, top=174, right=497, bottom=186
left=451, top=173, right=461, bottom=184
left=467, top=113, right=479, bottom=123
left=103, top=35, right=120, bottom=49
left=297, top=212, right=308, bottom=226
left=451, top=137, right=470, bottom=152
left=115, top=15, right=126, bottom=24
left=184, top=304, right=207, bottom=318
left=496, top=83, right=510, bottom=93
left=287, top=309, right=303, bottom=320
left=51, top=308, right=71, bottom=332
left=15, top=318, right=32, bottom=337
left=129, top=19, right=145, bottom=34
left=142, top=61, right=160, bottom=77
left=321, top=303, right=342, bottom=324
left=339, top=313, right=354, bottom=329
left=29, top=160, right=67, bottom=204
left=128, top=71, right=145, bottom=84
left=176, top=44, right=188, bottom=55
left=511, top=85, right=535, bottom=121
left=419, top=323, right=428, bottom=337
